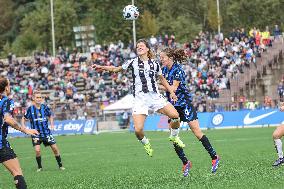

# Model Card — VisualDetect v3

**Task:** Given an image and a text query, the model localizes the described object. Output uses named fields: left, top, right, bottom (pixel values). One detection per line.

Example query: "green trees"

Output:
left=0, top=0, right=283, bottom=57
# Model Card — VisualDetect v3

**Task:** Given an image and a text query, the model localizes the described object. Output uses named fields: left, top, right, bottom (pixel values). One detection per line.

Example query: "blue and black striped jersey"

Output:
left=24, top=104, right=53, bottom=138
left=0, top=96, right=14, bottom=149
left=162, top=63, right=193, bottom=107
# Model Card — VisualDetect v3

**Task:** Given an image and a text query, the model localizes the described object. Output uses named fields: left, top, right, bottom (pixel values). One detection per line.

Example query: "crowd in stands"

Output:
left=0, top=25, right=282, bottom=119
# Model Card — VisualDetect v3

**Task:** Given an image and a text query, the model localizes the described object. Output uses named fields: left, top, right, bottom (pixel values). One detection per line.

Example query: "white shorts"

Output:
left=132, top=92, right=169, bottom=115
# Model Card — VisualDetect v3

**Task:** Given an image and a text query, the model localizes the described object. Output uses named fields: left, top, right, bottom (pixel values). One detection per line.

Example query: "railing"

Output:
left=211, top=39, right=284, bottom=110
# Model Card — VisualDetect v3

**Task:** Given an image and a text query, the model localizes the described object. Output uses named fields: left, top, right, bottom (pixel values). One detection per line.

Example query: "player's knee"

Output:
left=273, top=131, right=281, bottom=139
left=14, top=175, right=27, bottom=189
left=134, top=126, right=143, bottom=133
left=35, top=150, right=41, bottom=156
left=170, top=111, right=179, bottom=119
left=169, top=117, right=180, bottom=124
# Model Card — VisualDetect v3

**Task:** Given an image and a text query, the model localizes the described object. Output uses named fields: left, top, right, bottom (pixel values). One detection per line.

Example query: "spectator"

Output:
left=273, top=25, right=281, bottom=39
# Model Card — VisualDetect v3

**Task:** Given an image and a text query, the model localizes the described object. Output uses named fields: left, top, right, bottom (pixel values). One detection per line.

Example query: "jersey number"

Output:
left=184, top=109, right=190, bottom=116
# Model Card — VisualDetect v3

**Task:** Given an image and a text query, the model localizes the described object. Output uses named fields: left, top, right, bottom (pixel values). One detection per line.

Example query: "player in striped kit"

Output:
left=0, top=77, right=39, bottom=189
left=93, top=39, right=185, bottom=158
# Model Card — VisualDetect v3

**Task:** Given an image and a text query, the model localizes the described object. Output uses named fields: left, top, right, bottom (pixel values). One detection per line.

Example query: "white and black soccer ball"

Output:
left=123, top=5, right=139, bottom=20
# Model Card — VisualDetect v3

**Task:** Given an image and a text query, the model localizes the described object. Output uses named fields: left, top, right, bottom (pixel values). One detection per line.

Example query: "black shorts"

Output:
left=0, top=147, right=17, bottom=163
left=32, top=135, right=56, bottom=147
left=175, top=104, right=198, bottom=122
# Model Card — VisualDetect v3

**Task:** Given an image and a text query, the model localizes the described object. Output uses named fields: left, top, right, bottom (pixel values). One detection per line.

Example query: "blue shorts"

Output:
left=0, top=147, right=17, bottom=163
left=175, top=104, right=198, bottom=122
left=32, top=135, right=56, bottom=147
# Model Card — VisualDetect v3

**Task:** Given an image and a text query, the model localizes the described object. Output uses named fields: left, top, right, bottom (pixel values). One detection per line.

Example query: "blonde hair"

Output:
left=33, top=90, right=41, bottom=96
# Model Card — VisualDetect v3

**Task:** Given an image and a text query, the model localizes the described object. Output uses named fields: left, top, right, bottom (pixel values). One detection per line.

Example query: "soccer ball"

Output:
left=123, top=5, right=139, bottom=20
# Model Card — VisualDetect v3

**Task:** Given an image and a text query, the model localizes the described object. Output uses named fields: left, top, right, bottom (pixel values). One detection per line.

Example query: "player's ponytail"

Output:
left=173, top=48, right=187, bottom=63
left=161, top=48, right=187, bottom=64
left=0, top=77, right=8, bottom=94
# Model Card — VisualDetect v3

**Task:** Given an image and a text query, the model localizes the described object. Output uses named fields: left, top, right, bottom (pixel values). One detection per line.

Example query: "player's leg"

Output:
left=133, top=114, right=153, bottom=156
left=158, top=104, right=185, bottom=148
left=188, top=119, right=220, bottom=173
left=184, top=103, right=219, bottom=173
left=2, top=152, right=27, bottom=189
left=158, top=105, right=191, bottom=176
left=33, top=139, right=43, bottom=172
left=173, top=142, right=192, bottom=177
left=272, top=124, right=284, bottom=166
left=50, top=144, right=65, bottom=170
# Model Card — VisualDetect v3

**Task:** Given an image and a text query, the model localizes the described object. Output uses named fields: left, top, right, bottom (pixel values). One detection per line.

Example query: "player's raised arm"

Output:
left=92, top=64, right=123, bottom=73
left=5, top=113, right=38, bottom=136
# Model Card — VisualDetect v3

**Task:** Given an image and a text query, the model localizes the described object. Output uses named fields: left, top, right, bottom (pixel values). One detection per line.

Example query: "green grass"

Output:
left=1, top=127, right=284, bottom=189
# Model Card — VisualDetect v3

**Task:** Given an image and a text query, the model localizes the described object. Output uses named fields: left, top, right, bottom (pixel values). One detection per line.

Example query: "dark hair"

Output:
left=0, top=77, right=8, bottom=93
left=161, top=48, right=187, bottom=63
left=136, top=39, right=155, bottom=59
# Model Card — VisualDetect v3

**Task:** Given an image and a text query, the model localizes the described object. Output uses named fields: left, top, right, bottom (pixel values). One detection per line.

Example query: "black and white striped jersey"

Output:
left=122, top=57, right=162, bottom=96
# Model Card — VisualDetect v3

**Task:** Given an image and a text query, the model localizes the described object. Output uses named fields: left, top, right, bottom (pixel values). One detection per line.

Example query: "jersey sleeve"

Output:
left=173, top=67, right=184, bottom=81
left=122, top=59, right=134, bottom=70
left=44, top=105, right=53, bottom=117
left=2, top=99, right=14, bottom=115
left=24, top=107, right=31, bottom=119
left=156, top=61, right=162, bottom=76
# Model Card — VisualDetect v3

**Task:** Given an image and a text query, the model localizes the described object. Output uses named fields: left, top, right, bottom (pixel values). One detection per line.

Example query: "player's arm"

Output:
left=158, top=75, right=177, bottom=103
left=21, top=116, right=29, bottom=128
left=171, top=80, right=180, bottom=93
left=280, top=102, right=284, bottom=111
left=5, top=114, right=38, bottom=135
left=158, top=84, right=167, bottom=91
left=48, top=115, right=55, bottom=131
left=93, top=65, right=123, bottom=73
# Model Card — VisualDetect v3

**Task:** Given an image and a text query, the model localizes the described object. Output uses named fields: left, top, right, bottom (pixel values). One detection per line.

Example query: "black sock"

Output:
left=55, top=155, right=63, bottom=167
left=36, top=156, right=42, bottom=169
left=173, top=143, right=188, bottom=165
left=200, top=135, right=217, bottom=160
left=14, top=175, right=27, bottom=189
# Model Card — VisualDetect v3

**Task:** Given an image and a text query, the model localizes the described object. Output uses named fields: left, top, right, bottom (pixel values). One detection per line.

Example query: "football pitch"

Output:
left=1, top=127, right=284, bottom=189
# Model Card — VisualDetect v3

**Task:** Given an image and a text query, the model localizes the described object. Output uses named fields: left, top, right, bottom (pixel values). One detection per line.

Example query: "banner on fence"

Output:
left=129, top=109, right=284, bottom=131
left=8, top=119, right=97, bottom=137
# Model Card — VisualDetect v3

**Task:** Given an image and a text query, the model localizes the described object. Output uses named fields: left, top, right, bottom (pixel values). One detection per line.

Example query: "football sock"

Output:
left=36, top=156, right=42, bottom=169
left=55, top=155, right=63, bottom=167
left=14, top=175, right=27, bottom=189
left=170, top=128, right=179, bottom=137
left=200, top=135, right=217, bottom=160
left=274, top=139, right=283, bottom=159
left=139, top=136, right=150, bottom=145
left=173, top=143, right=188, bottom=165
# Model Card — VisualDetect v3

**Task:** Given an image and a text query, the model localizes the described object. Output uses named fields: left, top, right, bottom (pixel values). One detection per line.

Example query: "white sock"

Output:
left=170, top=128, right=180, bottom=137
left=140, top=136, right=149, bottom=145
left=274, top=139, right=283, bottom=158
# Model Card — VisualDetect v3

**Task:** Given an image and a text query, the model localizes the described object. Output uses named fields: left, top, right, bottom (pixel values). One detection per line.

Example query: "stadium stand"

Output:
left=1, top=27, right=283, bottom=120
